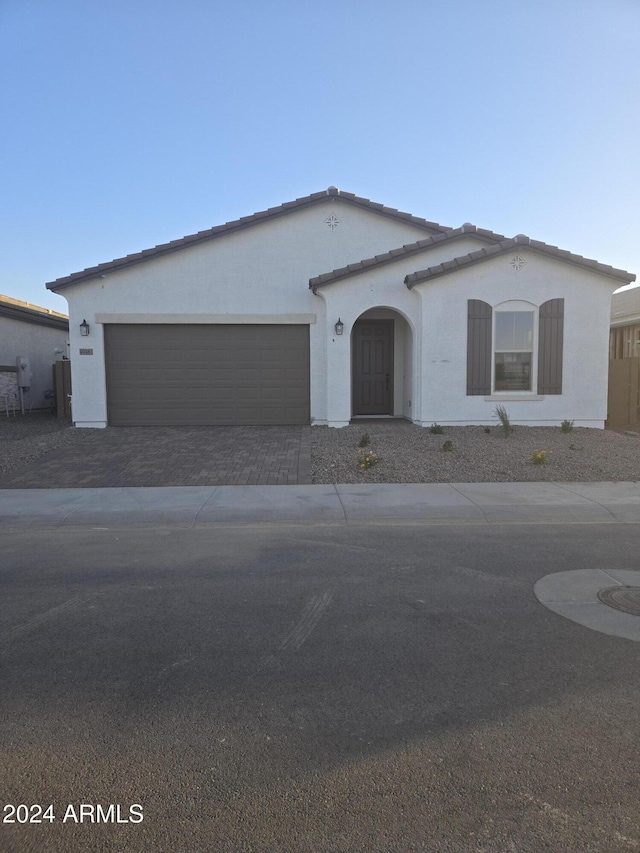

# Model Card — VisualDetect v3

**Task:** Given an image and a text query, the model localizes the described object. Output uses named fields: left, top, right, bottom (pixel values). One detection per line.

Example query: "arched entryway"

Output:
left=351, top=308, right=414, bottom=419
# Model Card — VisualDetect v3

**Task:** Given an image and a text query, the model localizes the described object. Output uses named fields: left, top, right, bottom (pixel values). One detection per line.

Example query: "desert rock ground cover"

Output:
left=310, top=420, right=640, bottom=484
left=2, top=411, right=640, bottom=484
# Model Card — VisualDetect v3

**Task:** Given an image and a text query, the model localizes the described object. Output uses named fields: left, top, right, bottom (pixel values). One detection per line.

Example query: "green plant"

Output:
left=528, top=449, right=550, bottom=465
left=358, top=432, right=371, bottom=448
left=429, top=423, right=444, bottom=434
left=442, top=439, right=454, bottom=452
left=357, top=449, right=380, bottom=470
left=560, top=419, right=574, bottom=433
left=494, top=404, right=513, bottom=438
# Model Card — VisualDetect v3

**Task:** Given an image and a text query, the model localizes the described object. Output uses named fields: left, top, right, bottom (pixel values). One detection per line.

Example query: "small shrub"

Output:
left=494, top=404, right=513, bottom=438
left=358, top=432, right=371, bottom=448
left=430, top=423, right=444, bottom=434
left=442, top=439, right=454, bottom=452
left=560, top=419, right=574, bottom=433
left=484, top=427, right=491, bottom=434
left=357, top=449, right=380, bottom=470
left=528, top=449, right=550, bottom=466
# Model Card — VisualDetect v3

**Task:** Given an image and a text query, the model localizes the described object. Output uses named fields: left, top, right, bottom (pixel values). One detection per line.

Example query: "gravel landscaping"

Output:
left=2, top=412, right=640, bottom=484
left=311, top=420, right=640, bottom=484
left=0, top=411, right=78, bottom=479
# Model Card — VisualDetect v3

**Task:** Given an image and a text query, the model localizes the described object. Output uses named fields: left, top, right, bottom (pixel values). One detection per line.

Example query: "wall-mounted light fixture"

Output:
left=335, top=318, right=344, bottom=336
left=79, top=319, right=90, bottom=337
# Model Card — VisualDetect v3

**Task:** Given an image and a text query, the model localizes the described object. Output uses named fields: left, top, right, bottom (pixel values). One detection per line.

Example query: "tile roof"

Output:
left=0, top=293, right=69, bottom=329
left=309, top=223, right=501, bottom=292
left=46, top=187, right=447, bottom=291
left=611, top=285, right=640, bottom=324
left=404, top=235, right=636, bottom=288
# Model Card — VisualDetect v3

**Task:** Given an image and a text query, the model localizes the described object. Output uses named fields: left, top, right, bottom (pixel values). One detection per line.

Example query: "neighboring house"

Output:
left=610, top=286, right=640, bottom=359
left=45, top=187, right=635, bottom=429
left=0, top=294, right=69, bottom=412
left=608, top=285, right=640, bottom=430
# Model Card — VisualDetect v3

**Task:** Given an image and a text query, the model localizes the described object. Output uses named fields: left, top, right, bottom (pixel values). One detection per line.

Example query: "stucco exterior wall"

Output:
left=58, top=199, right=430, bottom=427
left=54, top=199, right=622, bottom=429
left=314, top=235, right=491, bottom=426
left=414, top=250, right=617, bottom=427
left=0, top=316, right=69, bottom=410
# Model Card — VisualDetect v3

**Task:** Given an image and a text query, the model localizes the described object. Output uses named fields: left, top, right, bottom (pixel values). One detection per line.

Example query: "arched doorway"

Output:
left=351, top=308, right=413, bottom=419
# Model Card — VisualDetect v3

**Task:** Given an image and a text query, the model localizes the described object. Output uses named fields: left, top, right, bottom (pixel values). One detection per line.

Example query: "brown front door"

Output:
left=352, top=320, right=393, bottom=415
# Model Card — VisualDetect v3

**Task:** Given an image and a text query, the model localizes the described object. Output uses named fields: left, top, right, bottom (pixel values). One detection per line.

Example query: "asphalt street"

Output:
left=1, top=522, right=639, bottom=852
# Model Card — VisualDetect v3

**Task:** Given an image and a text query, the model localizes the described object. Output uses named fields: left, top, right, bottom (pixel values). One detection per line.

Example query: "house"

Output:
left=45, top=187, right=635, bottom=429
left=0, top=294, right=69, bottom=413
left=610, top=286, right=640, bottom=359
left=607, top=285, right=640, bottom=430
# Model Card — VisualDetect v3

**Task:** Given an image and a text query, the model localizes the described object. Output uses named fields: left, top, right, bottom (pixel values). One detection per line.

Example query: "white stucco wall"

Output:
left=56, top=199, right=431, bottom=427
left=413, top=250, right=618, bottom=427
left=0, top=316, right=69, bottom=410
left=314, top=235, right=493, bottom=426
left=54, top=198, right=622, bottom=429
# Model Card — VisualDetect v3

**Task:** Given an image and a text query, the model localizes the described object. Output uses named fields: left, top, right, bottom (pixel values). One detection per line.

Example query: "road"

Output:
left=1, top=522, right=639, bottom=852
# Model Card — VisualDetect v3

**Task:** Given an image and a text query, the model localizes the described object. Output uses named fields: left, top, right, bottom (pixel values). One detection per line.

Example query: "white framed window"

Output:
left=493, top=307, right=535, bottom=392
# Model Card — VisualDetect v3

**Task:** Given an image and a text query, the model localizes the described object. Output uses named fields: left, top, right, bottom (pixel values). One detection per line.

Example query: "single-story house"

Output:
left=0, top=293, right=69, bottom=412
left=610, top=286, right=640, bottom=359
left=46, top=187, right=635, bottom=429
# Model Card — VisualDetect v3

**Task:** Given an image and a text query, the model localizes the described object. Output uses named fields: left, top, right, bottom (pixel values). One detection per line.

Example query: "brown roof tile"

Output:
left=46, top=188, right=447, bottom=291
left=404, top=235, right=636, bottom=288
left=309, top=224, right=503, bottom=291
left=0, top=292, right=69, bottom=329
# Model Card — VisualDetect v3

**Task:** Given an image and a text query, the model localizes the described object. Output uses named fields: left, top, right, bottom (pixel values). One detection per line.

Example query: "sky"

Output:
left=1, top=0, right=639, bottom=314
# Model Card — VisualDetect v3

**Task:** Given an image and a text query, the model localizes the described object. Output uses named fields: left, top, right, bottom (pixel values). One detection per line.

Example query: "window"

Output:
left=494, top=311, right=534, bottom=392
left=467, top=299, right=563, bottom=396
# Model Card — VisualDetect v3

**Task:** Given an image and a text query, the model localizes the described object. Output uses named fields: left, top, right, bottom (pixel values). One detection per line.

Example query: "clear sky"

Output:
left=1, top=0, right=639, bottom=313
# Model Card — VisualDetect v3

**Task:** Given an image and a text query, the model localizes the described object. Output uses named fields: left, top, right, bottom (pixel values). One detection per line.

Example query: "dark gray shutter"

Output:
left=537, top=298, right=564, bottom=394
left=467, top=300, right=492, bottom=395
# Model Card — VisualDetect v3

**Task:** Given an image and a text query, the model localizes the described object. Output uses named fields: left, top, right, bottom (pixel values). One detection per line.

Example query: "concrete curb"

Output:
left=534, top=569, right=640, bottom=642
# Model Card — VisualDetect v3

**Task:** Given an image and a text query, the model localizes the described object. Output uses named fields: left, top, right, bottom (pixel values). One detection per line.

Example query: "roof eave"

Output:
left=0, top=302, right=69, bottom=329
left=310, top=226, right=503, bottom=292
left=47, top=188, right=448, bottom=292
left=405, top=241, right=636, bottom=289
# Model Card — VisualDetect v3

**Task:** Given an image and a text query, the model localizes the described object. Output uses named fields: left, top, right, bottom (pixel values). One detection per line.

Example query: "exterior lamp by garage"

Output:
left=79, top=319, right=90, bottom=337
left=335, top=318, right=344, bottom=336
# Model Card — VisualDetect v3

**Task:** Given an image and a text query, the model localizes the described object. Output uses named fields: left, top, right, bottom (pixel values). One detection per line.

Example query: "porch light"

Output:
left=335, top=318, right=344, bottom=336
left=79, top=319, right=90, bottom=337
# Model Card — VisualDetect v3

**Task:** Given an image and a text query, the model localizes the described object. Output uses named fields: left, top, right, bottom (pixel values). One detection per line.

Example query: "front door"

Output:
left=352, top=320, right=393, bottom=415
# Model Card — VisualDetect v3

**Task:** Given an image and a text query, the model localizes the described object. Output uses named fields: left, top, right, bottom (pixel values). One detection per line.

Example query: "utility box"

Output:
left=16, top=356, right=31, bottom=389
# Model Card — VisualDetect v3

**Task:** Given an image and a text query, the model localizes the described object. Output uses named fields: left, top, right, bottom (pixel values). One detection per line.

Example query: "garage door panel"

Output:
left=104, top=324, right=310, bottom=426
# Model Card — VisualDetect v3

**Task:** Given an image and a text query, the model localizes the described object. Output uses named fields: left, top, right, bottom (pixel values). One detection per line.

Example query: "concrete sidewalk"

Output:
left=2, top=481, right=640, bottom=527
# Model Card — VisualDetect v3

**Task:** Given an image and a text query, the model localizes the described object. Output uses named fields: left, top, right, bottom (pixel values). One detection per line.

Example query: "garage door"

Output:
left=104, top=324, right=310, bottom=426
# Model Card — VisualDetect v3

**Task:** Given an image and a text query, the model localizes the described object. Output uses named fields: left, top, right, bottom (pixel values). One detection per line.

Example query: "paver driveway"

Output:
left=0, top=425, right=311, bottom=488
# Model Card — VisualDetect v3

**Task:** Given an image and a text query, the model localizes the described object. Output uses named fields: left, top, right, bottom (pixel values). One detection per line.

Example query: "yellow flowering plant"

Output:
left=528, top=449, right=550, bottom=465
left=357, top=449, right=380, bottom=470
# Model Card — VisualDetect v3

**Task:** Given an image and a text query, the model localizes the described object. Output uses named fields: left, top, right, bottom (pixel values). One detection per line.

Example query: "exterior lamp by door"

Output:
left=79, top=319, right=90, bottom=337
left=335, top=318, right=344, bottom=336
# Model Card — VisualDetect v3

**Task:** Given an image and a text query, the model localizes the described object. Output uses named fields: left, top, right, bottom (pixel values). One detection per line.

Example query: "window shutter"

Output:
left=537, top=298, right=564, bottom=394
left=467, top=300, right=492, bottom=395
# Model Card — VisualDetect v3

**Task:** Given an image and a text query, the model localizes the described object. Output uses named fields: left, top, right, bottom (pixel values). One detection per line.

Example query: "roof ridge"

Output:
left=47, top=188, right=447, bottom=291
left=309, top=224, right=504, bottom=291
left=0, top=292, right=68, bottom=319
left=404, top=236, right=636, bottom=287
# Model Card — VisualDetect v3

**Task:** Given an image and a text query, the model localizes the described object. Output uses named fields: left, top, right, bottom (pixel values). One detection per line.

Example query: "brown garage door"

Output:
left=104, top=324, right=310, bottom=426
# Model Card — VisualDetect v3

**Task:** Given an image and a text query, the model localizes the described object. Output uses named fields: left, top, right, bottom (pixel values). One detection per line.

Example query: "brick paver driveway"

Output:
left=0, top=425, right=311, bottom=488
